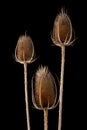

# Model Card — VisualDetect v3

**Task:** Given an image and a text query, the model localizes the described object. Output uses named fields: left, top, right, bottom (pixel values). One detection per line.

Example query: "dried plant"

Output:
left=51, top=9, right=75, bottom=130
left=15, top=34, right=35, bottom=130
left=32, top=66, right=58, bottom=130
left=14, top=8, right=77, bottom=130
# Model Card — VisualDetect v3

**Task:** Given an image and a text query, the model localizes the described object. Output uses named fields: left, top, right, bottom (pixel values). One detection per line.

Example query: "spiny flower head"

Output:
left=51, top=8, right=75, bottom=47
left=15, top=34, right=35, bottom=64
left=32, top=66, right=58, bottom=110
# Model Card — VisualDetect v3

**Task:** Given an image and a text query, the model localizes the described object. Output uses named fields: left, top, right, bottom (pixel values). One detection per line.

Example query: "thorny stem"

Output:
left=44, top=109, right=48, bottom=130
left=24, top=62, right=30, bottom=130
left=58, top=45, right=65, bottom=130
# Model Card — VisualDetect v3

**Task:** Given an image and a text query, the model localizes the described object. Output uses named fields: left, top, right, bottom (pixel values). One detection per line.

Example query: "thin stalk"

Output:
left=58, top=45, right=65, bottom=130
left=24, top=62, right=30, bottom=130
left=44, top=109, right=48, bottom=130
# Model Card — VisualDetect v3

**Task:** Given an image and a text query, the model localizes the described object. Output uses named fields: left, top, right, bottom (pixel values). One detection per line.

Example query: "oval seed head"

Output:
left=15, top=34, right=34, bottom=64
left=32, top=66, right=58, bottom=110
left=51, top=9, right=74, bottom=47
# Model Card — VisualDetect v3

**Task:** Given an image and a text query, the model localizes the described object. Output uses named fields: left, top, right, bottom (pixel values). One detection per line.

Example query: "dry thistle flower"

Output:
left=32, top=66, right=58, bottom=110
left=32, top=66, right=58, bottom=130
left=51, top=9, right=76, bottom=130
left=15, top=34, right=35, bottom=64
left=51, top=9, right=75, bottom=47
left=15, top=34, right=35, bottom=130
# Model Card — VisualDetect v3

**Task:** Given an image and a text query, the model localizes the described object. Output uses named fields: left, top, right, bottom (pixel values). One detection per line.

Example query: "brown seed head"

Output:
left=15, top=34, right=34, bottom=64
left=32, top=66, right=58, bottom=110
left=51, top=9, right=74, bottom=47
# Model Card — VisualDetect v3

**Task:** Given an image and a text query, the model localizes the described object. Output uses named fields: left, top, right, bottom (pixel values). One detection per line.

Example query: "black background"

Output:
left=1, top=0, right=85, bottom=130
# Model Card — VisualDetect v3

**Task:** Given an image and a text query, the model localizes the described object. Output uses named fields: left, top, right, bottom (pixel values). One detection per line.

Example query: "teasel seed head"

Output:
left=32, top=66, right=58, bottom=110
left=15, top=34, right=35, bottom=64
left=51, top=8, right=75, bottom=47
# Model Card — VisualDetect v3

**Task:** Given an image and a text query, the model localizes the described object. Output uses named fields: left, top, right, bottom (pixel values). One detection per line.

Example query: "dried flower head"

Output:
left=32, top=66, right=58, bottom=110
left=15, top=34, right=34, bottom=64
left=51, top=9, right=75, bottom=47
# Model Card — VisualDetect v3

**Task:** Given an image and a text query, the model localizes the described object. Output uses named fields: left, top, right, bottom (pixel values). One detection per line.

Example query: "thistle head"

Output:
left=51, top=8, right=75, bottom=47
left=32, top=66, right=58, bottom=110
left=15, top=34, right=35, bottom=64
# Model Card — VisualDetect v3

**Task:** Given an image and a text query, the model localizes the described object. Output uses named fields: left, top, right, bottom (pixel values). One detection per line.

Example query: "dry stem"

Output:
left=58, top=45, right=65, bottom=130
left=44, top=109, right=48, bottom=130
left=24, top=62, right=30, bottom=130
